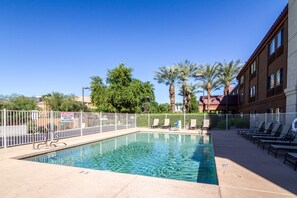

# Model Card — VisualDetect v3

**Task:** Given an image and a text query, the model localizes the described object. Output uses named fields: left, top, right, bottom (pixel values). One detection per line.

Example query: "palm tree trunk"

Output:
left=207, top=89, right=211, bottom=113
left=182, top=81, right=186, bottom=113
left=225, top=82, right=230, bottom=113
left=187, top=94, right=191, bottom=113
left=169, top=84, right=175, bottom=112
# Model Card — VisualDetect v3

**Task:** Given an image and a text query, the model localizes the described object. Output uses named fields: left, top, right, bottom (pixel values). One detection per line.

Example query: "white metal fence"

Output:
left=2, top=109, right=297, bottom=149
left=136, top=112, right=297, bottom=132
left=0, top=109, right=136, bottom=148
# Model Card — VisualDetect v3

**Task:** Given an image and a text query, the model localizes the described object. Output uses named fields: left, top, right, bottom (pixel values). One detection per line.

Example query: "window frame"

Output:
left=276, top=68, right=283, bottom=86
left=276, top=29, right=284, bottom=48
left=269, top=38, right=276, bottom=56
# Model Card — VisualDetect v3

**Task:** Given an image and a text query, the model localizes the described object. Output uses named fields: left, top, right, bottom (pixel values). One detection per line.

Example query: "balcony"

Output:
left=249, top=96, right=256, bottom=103
left=268, top=53, right=275, bottom=65
left=249, top=72, right=256, bottom=81
left=266, top=88, right=274, bottom=97
left=276, top=45, right=284, bottom=58
left=274, top=84, right=283, bottom=95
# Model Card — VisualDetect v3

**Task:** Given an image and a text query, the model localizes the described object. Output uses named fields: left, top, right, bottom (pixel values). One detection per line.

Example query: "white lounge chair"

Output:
left=151, top=119, right=159, bottom=128
left=189, top=119, right=197, bottom=130
left=162, top=119, right=170, bottom=128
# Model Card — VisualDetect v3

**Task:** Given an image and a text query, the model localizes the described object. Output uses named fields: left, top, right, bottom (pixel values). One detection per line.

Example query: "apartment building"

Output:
left=237, top=5, right=288, bottom=114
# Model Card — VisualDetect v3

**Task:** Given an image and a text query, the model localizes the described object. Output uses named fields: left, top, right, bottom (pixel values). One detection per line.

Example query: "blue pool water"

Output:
left=24, top=132, right=218, bottom=184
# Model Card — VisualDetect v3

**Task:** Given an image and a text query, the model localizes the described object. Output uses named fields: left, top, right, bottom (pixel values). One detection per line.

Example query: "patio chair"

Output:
left=244, top=122, right=273, bottom=139
left=189, top=119, right=197, bottom=130
left=257, top=124, right=292, bottom=149
left=170, top=120, right=181, bottom=131
left=162, top=119, right=170, bottom=128
left=239, top=121, right=265, bottom=136
left=201, top=119, right=210, bottom=133
left=268, top=142, right=297, bottom=158
left=250, top=123, right=282, bottom=143
left=151, top=119, right=159, bottom=128
left=284, top=152, right=297, bottom=171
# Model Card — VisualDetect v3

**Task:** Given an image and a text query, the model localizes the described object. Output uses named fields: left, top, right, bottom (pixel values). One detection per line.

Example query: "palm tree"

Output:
left=195, top=63, right=220, bottom=113
left=218, top=60, right=242, bottom=95
left=178, top=83, right=198, bottom=112
left=154, top=66, right=179, bottom=112
left=176, top=60, right=197, bottom=112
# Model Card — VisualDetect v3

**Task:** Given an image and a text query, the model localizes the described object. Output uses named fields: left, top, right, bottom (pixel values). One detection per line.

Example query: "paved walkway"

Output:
left=0, top=128, right=296, bottom=198
left=212, top=129, right=297, bottom=198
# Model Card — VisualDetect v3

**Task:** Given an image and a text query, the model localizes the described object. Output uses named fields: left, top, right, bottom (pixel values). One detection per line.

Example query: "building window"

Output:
left=276, top=68, right=283, bottom=86
left=269, top=39, right=275, bottom=56
left=250, top=60, right=256, bottom=74
left=268, top=74, right=274, bottom=89
left=249, top=86, right=256, bottom=97
left=240, top=76, right=244, bottom=85
left=277, top=29, right=284, bottom=48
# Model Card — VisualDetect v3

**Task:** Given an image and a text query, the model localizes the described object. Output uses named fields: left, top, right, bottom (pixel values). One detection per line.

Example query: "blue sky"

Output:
left=0, top=0, right=288, bottom=103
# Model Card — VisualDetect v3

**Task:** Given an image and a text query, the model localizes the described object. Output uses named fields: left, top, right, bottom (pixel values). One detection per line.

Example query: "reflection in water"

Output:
left=24, top=132, right=217, bottom=185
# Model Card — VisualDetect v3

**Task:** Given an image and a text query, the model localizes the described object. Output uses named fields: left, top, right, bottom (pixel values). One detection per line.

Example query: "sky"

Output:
left=0, top=0, right=288, bottom=103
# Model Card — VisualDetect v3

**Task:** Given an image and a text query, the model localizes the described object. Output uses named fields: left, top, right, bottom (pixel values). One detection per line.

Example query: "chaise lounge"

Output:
left=268, top=138, right=297, bottom=157
left=284, top=152, right=297, bottom=171
left=162, top=118, right=170, bottom=128
left=151, top=118, right=159, bottom=128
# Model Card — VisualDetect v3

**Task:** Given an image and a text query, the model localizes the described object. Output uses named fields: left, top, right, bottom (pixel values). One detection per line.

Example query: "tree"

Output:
left=218, top=60, right=242, bottom=95
left=176, top=60, right=197, bottom=112
left=90, top=76, right=114, bottom=112
left=1, top=95, right=40, bottom=110
left=42, top=92, right=84, bottom=111
left=178, top=83, right=199, bottom=113
left=154, top=66, right=179, bottom=112
left=158, top=103, right=172, bottom=113
left=91, top=64, right=156, bottom=113
left=195, top=63, right=220, bottom=113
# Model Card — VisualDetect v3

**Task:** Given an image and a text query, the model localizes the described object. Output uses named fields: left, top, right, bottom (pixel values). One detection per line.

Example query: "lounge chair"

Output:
left=162, top=119, right=170, bottom=128
left=284, top=152, right=297, bottom=170
left=189, top=119, right=197, bottom=130
left=257, top=124, right=292, bottom=149
left=238, top=121, right=265, bottom=135
left=170, top=120, right=181, bottom=131
left=250, top=123, right=282, bottom=143
left=201, top=119, right=210, bottom=133
left=268, top=138, right=297, bottom=157
left=244, top=122, right=273, bottom=139
left=151, top=119, right=159, bottom=128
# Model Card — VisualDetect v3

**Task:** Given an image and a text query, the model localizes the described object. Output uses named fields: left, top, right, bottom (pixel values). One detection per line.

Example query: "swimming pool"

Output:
left=24, top=132, right=218, bottom=184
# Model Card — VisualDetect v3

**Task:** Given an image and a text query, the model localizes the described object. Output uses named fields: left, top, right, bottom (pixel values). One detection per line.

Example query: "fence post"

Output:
left=126, top=113, right=128, bottom=129
left=115, top=113, right=117, bottom=131
left=100, top=112, right=102, bottom=133
left=50, top=111, right=54, bottom=141
left=80, top=111, right=83, bottom=136
left=183, top=111, right=186, bottom=129
left=226, top=113, right=228, bottom=132
left=148, top=113, right=150, bottom=128
left=265, top=112, right=267, bottom=125
left=135, top=113, right=137, bottom=128
left=3, top=109, right=7, bottom=148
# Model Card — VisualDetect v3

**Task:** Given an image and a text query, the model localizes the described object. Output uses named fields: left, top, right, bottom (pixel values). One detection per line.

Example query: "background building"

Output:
left=237, top=5, right=288, bottom=114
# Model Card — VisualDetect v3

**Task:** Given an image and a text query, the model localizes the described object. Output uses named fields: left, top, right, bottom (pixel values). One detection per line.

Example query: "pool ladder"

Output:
left=34, top=129, right=67, bottom=150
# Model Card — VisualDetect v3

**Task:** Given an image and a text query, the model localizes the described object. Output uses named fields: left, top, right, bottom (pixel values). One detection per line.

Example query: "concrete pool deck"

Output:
left=0, top=128, right=296, bottom=198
